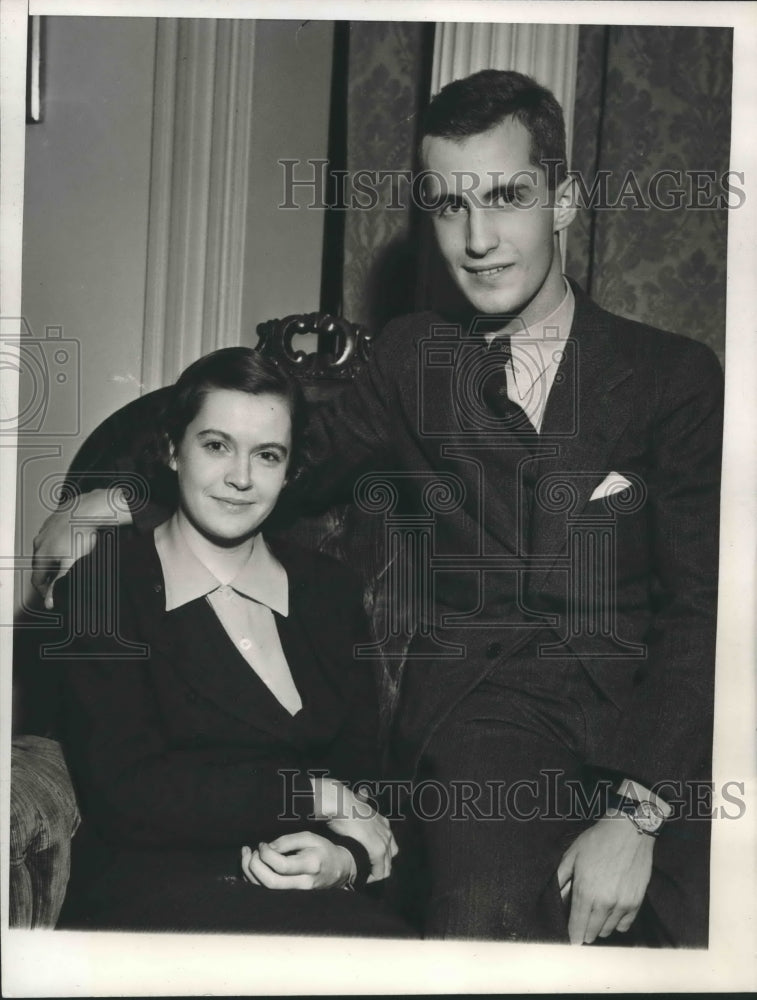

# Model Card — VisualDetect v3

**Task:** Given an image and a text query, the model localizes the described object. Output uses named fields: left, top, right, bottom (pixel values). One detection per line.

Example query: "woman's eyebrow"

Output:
left=256, top=442, right=289, bottom=454
left=197, top=428, right=289, bottom=454
left=196, top=428, right=232, bottom=440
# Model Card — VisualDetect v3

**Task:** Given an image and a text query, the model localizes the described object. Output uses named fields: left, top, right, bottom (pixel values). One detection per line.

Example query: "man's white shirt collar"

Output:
left=486, top=277, right=575, bottom=430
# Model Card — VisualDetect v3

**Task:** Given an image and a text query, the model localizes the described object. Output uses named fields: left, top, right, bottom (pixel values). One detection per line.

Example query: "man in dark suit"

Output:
left=31, top=70, right=722, bottom=945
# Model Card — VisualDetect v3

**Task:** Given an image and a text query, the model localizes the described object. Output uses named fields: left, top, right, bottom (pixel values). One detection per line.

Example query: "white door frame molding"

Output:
left=141, top=18, right=256, bottom=392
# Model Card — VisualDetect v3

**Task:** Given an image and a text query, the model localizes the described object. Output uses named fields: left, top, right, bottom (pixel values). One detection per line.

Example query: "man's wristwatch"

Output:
left=606, top=791, right=667, bottom=837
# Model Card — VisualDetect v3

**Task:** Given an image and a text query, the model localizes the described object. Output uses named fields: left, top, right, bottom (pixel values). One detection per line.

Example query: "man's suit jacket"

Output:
left=302, top=280, right=723, bottom=795
left=52, top=529, right=379, bottom=881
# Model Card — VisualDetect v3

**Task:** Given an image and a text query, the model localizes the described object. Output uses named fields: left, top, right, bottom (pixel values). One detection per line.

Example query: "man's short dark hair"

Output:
left=421, top=69, right=567, bottom=188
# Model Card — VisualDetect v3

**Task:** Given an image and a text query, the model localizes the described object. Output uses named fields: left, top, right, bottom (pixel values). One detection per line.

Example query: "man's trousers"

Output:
left=400, top=649, right=710, bottom=945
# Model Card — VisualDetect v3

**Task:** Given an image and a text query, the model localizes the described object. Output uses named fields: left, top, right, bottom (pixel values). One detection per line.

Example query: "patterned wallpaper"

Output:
left=567, top=26, right=732, bottom=363
left=340, top=21, right=431, bottom=331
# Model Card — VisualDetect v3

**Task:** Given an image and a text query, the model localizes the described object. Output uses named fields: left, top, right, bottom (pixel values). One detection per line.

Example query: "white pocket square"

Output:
left=590, top=472, right=633, bottom=501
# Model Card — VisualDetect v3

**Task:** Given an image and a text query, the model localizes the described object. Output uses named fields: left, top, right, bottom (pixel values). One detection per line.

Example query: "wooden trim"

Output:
left=256, top=313, right=373, bottom=382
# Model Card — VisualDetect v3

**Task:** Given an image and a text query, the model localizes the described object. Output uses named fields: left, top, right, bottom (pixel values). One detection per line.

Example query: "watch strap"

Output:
left=606, top=791, right=665, bottom=837
left=606, top=790, right=636, bottom=815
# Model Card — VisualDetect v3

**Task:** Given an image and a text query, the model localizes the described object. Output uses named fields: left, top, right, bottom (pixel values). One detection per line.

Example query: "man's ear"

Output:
left=553, top=175, right=577, bottom=233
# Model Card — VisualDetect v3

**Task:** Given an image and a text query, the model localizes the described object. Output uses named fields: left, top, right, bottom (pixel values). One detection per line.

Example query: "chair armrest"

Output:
left=10, top=736, right=80, bottom=928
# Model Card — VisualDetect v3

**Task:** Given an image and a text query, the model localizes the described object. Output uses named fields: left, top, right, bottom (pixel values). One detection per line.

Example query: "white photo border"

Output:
left=2, top=1, right=755, bottom=995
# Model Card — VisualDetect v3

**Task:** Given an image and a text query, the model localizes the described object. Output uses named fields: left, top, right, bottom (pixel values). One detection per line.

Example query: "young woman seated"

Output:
left=54, top=347, right=411, bottom=936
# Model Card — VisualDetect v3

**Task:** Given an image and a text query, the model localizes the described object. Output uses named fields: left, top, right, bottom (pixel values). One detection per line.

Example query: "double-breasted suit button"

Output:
left=185, top=690, right=199, bottom=704
left=486, top=641, right=503, bottom=659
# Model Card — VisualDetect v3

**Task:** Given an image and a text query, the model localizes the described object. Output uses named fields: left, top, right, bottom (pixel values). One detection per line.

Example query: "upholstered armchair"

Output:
left=9, top=313, right=413, bottom=928
left=10, top=736, right=81, bottom=928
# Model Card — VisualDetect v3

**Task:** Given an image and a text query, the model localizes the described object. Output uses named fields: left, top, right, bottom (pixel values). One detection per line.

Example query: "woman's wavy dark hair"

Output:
left=143, top=347, right=310, bottom=516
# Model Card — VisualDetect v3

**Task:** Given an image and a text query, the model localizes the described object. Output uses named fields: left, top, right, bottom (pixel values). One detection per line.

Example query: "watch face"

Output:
left=633, top=800, right=665, bottom=832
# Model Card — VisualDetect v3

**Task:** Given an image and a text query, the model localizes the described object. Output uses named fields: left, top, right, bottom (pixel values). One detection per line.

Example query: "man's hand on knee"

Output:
left=557, top=813, right=655, bottom=945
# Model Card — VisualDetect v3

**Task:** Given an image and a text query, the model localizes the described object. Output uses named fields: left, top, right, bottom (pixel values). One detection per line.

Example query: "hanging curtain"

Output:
left=566, top=25, right=732, bottom=364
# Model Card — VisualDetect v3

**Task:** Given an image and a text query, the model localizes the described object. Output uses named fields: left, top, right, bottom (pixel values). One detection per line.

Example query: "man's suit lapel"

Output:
left=527, top=284, right=635, bottom=595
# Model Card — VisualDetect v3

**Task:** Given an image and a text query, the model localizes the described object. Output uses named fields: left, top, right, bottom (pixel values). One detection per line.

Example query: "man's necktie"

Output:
left=479, top=335, right=538, bottom=439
